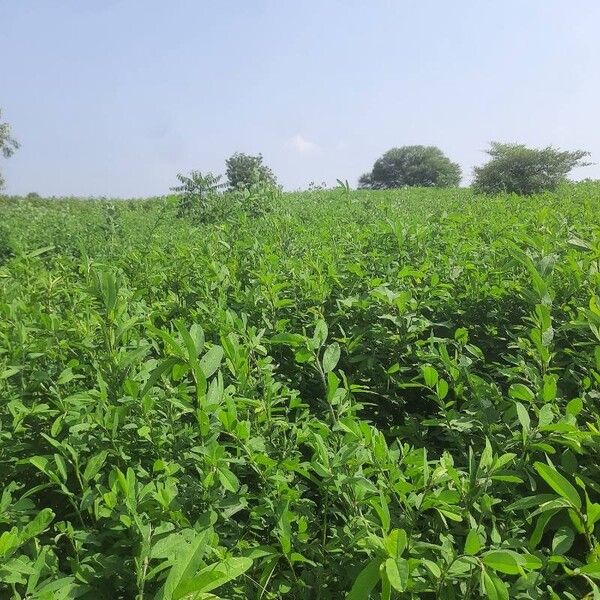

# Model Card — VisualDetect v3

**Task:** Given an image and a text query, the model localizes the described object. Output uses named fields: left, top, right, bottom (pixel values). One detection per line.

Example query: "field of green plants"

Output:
left=1, top=184, right=600, bottom=599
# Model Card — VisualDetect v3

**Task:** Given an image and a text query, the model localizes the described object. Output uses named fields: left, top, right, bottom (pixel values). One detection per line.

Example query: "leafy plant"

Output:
left=225, top=152, right=277, bottom=191
left=0, top=108, right=19, bottom=190
left=0, top=184, right=600, bottom=598
left=170, top=170, right=226, bottom=221
left=472, top=142, right=591, bottom=195
left=359, top=145, right=461, bottom=189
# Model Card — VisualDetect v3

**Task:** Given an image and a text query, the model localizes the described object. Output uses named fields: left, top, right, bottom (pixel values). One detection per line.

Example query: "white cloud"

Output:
left=288, top=134, right=319, bottom=154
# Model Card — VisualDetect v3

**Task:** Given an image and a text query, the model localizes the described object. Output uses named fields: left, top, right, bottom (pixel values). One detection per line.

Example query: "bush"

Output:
left=170, top=170, right=226, bottom=222
left=0, top=108, right=19, bottom=190
left=232, top=176, right=281, bottom=218
left=225, top=152, right=277, bottom=190
left=359, top=145, right=461, bottom=189
left=472, top=142, right=591, bottom=195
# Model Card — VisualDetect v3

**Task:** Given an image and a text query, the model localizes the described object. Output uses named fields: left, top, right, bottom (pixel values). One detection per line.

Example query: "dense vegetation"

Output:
left=225, top=153, right=277, bottom=190
left=359, top=146, right=462, bottom=189
left=472, top=143, right=591, bottom=196
left=0, top=109, right=19, bottom=190
left=1, top=184, right=600, bottom=599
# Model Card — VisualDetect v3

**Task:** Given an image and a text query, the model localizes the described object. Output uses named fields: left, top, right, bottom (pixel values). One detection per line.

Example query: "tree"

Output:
left=359, top=145, right=461, bottom=189
left=170, top=170, right=226, bottom=220
left=472, top=142, right=591, bottom=195
left=0, top=109, right=19, bottom=190
left=225, top=153, right=277, bottom=190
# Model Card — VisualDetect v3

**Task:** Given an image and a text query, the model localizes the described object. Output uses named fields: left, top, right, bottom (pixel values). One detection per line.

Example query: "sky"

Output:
left=1, top=0, right=599, bottom=197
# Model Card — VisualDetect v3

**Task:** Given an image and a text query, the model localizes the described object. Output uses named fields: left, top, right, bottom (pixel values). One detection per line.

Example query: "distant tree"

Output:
left=225, top=153, right=277, bottom=190
left=0, top=109, right=19, bottom=190
left=170, top=170, right=226, bottom=220
left=472, top=142, right=591, bottom=195
left=359, top=145, right=461, bottom=189
left=357, top=173, right=374, bottom=189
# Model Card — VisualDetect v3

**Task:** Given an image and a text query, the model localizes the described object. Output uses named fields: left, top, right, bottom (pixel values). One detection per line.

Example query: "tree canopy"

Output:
left=472, top=142, right=591, bottom=195
left=225, top=153, right=277, bottom=190
left=359, top=145, right=461, bottom=189
left=0, top=109, right=19, bottom=190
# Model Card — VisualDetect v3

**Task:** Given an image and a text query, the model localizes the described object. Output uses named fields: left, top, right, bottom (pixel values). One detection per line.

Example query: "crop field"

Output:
left=1, top=184, right=600, bottom=599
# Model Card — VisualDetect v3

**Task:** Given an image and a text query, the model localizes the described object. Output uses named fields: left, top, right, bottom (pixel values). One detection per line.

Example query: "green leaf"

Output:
left=587, top=502, right=600, bottom=528
left=26, top=245, right=55, bottom=258
left=82, top=451, right=109, bottom=482
left=538, top=403, right=554, bottom=426
left=384, top=557, right=408, bottom=592
left=0, top=366, right=22, bottom=380
left=270, top=332, right=305, bottom=347
left=481, top=571, right=499, bottom=600
left=509, top=384, right=534, bottom=403
left=515, top=402, right=530, bottom=432
left=534, top=462, right=581, bottom=509
left=436, top=378, right=449, bottom=400
left=173, top=556, right=253, bottom=598
left=552, top=527, right=574, bottom=555
left=217, top=466, right=239, bottom=493
left=189, top=323, right=205, bottom=355
left=464, top=528, right=482, bottom=555
left=421, top=559, right=441, bottom=578
left=566, top=398, right=583, bottom=416
left=154, top=530, right=211, bottom=600
left=141, top=357, right=182, bottom=398
left=312, top=319, right=328, bottom=348
left=530, top=509, right=560, bottom=549
left=482, top=550, right=522, bottom=575
left=481, top=570, right=509, bottom=600
left=199, top=346, right=224, bottom=378
left=542, top=375, right=557, bottom=402
left=579, top=562, right=600, bottom=578
left=507, top=494, right=556, bottom=511
left=346, top=559, right=381, bottom=600
left=19, top=509, right=54, bottom=543
left=422, top=365, right=438, bottom=387
left=322, top=342, right=341, bottom=373
left=530, top=498, right=571, bottom=518
left=384, top=529, right=407, bottom=559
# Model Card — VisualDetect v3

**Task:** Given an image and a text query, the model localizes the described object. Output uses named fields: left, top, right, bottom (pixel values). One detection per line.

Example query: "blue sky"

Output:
left=1, top=0, right=599, bottom=196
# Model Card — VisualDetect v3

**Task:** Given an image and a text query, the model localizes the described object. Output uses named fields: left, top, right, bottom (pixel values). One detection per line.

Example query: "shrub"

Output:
left=0, top=108, right=19, bottom=190
left=225, top=152, right=277, bottom=190
left=472, top=142, right=591, bottom=195
left=232, top=176, right=281, bottom=218
left=359, top=145, right=461, bottom=189
left=170, top=170, right=226, bottom=222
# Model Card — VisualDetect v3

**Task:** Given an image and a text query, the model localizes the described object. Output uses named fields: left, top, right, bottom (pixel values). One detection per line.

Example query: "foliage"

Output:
left=1, top=183, right=600, bottom=598
left=0, top=108, right=20, bottom=190
left=359, top=145, right=461, bottom=189
left=472, top=142, right=591, bottom=195
left=225, top=152, right=277, bottom=191
left=170, top=170, right=226, bottom=222
left=0, top=223, right=13, bottom=263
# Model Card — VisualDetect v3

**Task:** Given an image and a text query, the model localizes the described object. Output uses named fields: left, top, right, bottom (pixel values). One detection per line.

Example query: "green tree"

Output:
left=472, top=142, right=591, bottom=195
left=0, top=108, right=19, bottom=190
left=170, top=170, right=226, bottom=220
left=359, top=145, right=461, bottom=189
left=225, top=152, right=277, bottom=190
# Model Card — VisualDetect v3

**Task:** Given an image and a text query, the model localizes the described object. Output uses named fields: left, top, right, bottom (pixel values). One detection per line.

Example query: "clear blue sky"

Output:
left=1, top=0, right=599, bottom=196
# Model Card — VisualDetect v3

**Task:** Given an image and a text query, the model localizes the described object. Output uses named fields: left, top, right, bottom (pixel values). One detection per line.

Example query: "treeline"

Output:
left=177, top=142, right=591, bottom=199
left=0, top=107, right=593, bottom=197
left=356, top=143, right=590, bottom=195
